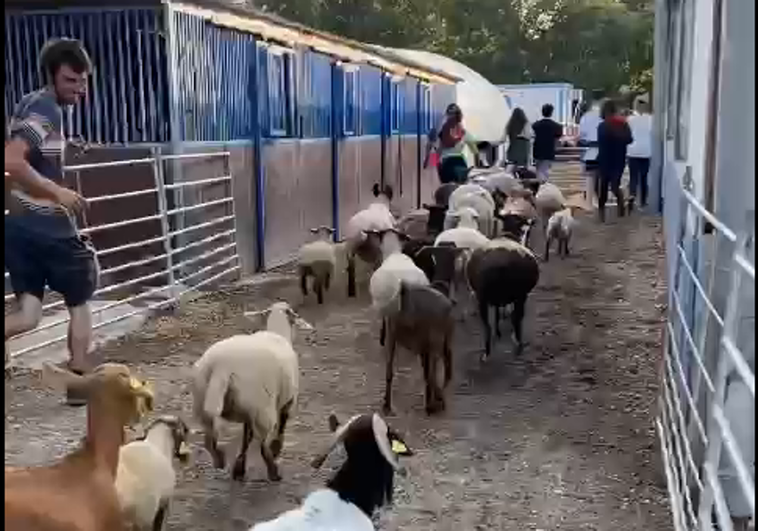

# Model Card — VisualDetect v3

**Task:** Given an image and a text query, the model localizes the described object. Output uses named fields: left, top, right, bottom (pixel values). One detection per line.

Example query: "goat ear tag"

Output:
left=391, top=439, right=408, bottom=455
left=178, top=442, right=191, bottom=456
left=129, top=377, right=142, bottom=390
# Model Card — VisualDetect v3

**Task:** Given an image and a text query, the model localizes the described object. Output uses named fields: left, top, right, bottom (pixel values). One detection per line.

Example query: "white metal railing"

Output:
left=658, top=172, right=755, bottom=531
left=4, top=149, right=241, bottom=363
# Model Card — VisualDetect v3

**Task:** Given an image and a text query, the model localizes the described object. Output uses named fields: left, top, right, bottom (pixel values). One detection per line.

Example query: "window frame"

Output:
left=266, top=47, right=295, bottom=138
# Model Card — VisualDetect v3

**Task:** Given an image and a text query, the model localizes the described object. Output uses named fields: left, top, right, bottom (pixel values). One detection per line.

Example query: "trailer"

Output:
left=497, top=82, right=584, bottom=146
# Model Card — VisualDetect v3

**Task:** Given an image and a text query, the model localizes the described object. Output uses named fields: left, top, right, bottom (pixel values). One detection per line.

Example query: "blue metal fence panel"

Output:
left=300, top=50, right=333, bottom=139
left=4, top=8, right=169, bottom=144
left=171, top=10, right=258, bottom=142
left=401, top=77, right=419, bottom=135
left=359, top=64, right=383, bottom=136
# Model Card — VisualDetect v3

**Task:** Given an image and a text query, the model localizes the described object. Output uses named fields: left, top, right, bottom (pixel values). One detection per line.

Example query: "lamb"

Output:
left=5, top=362, right=154, bottom=531
left=298, top=226, right=337, bottom=304
left=466, top=236, right=540, bottom=361
left=192, top=301, right=312, bottom=482
left=344, top=183, right=396, bottom=298
left=380, top=281, right=455, bottom=416
left=251, top=413, right=413, bottom=531
left=114, top=415, right=191, bottom=531
left=544, top=198, right=588, bottom=261
left=496, top=192, right=538, bottom=246
left=402, top=240, right=462, bottom=299
left=396, top=209, right=431, bottom=241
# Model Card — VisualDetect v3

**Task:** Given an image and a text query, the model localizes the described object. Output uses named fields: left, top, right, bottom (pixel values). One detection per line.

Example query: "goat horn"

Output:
left=310, top=414, right=363, bottom=469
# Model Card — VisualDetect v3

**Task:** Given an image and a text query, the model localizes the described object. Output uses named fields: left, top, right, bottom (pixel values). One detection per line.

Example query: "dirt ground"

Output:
left=5, top=205, right=673, bottom=530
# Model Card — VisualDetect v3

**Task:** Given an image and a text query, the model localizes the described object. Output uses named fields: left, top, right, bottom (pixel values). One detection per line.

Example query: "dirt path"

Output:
left=5, top=210, right=672, bottom=531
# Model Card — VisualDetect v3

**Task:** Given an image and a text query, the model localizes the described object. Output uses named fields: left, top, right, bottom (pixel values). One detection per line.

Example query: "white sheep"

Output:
left=535, top=182, right=566, bottom=219
left=472, top=171, right=523, bottom=197
left=544, top=199, right=587, bottom=261
left=369, top=229, right=429, bottom=314
left=298, top=226, right=337, bottom=305
left=192, top=301, right=312, bottom=482
left=447, top=184, right=496, bottom=236
left=114, top=415, right=191, bottom=531
left=344, top=184, right=396, bottom=297
left=435, top=208, right=491, bottom=251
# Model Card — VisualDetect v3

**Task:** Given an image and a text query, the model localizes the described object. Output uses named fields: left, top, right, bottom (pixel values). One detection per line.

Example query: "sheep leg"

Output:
left=478, top=299, right=492, bottom=362
left=324, top=270, right=332, bottom=291
left=202, top=420, right=225, bottom=470
left=420, top=347, right=432, bottom=412
left=511, top=296, right=527, bottom=356
left=380, top=318, right=386, bottom=347
left=565, top=236, right=571, bottom=256
left=270, top=399, right=293, bottom=459
left=347, top=256, right=357, bottom=298
left=300, top=270, right=309, bottom=297
left=443, top=331, right=453, bottom=386
left=424, top=348, right=445, bottom=415
left=260, top=442, right=282, bottom=482
left=382, top=327, right=398, bottom=416
left=232, top=421, right=254, bottom=481
left=151, top=499, right=169, bottom=531
left=315, top=277, right=324, bottom=305
left=494, top=306, right=502, bottom=338
left=544, top=236, right=551, bottom=262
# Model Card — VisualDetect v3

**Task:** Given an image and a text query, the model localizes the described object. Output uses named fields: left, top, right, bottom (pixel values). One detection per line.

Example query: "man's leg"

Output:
left=5, top=224, right=46, bottom=369
left=48, top=234, right=99, bottom=403
left=640, top=157, right=651, bottom=207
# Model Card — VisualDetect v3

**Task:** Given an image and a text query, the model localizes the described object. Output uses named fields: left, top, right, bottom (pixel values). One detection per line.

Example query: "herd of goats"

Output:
left=5, top=166, right=590, bottom=531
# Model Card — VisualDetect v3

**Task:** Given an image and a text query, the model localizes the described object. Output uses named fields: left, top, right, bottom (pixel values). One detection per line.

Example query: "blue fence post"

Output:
left=416, top=82, right=422, bottom=208
left=252, top=41, right=266, bottom=271
left=330, top=61, right=341, bottom=240
left=380, top=72, right=388, bottom=187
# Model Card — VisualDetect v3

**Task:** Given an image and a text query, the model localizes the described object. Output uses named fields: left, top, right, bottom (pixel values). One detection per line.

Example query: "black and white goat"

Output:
left=250, top=413, right=413, bottom=531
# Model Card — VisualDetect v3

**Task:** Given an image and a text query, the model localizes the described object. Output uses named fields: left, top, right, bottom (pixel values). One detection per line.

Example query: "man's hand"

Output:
left=52, top=185, right=87, bottom=214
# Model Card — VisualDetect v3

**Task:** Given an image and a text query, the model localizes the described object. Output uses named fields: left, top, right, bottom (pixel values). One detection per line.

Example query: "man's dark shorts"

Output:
left=5, top=222, right=99, bottom=307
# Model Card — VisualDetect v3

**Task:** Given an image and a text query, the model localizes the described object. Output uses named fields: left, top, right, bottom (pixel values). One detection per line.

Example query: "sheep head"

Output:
left=42, top=362, right=154, bottom=425
left=144, top=415, right=192, bottom=464
left=310, top=226, right=336, bottom=241
left=245, top=301, right=314, bottom=335
left=371, top=182, right=394, bottom=202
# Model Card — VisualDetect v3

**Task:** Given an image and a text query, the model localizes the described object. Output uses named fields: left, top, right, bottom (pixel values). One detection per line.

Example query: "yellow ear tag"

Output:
left=178, top=442, right=191, bottom=456
left=129, top=377, right=142, bottom=390
left=391, top=440, right=408, bottom=454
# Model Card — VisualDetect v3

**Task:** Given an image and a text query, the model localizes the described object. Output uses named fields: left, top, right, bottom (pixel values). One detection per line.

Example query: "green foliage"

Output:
left=257, top=0, right=654, bottom=92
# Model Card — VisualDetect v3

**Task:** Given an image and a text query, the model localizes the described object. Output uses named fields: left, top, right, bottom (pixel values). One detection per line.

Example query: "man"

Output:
left=5, top=38, right=97, bottom=405
left=578, top=90, right=605, bottom=205
left=531, top=103, right=563, bottom=182
left=626, top=97, right=652, bottom=210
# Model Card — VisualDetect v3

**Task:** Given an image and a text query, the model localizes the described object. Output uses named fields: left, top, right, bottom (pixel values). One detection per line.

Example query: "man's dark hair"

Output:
left=541, top=104, right=554, bottom=118
left=600, top=98, right=619, bottom=120
left=39, top=38, right=92, bottom=81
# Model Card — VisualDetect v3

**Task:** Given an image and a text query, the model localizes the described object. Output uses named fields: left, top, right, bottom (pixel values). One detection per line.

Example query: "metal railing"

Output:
left=4, top=148, right=241, bottom=364
left=658, top=172, right=755, bottom=530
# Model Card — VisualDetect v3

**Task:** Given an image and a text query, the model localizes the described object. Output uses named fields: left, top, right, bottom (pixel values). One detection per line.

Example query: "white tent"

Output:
left=385, top=48, right=511, bottom=145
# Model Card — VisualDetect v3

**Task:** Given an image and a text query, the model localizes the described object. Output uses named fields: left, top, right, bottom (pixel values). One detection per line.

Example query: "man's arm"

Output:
left=5, top=138, right=85, bottom=212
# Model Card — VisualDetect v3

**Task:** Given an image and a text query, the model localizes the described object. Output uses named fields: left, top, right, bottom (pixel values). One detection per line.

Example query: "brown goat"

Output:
left=380, top=281, right=454, bottom=416
left=5, top=362, right=154, bottom=531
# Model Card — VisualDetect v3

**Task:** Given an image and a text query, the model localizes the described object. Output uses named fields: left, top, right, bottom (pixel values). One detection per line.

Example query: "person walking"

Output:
left=578, top=90, right=604, bottom=205
left=423, top=103, right=480, bottom=184
left=4, top=38, right=98, bottom=405
left=505, top=107, right=532, bottom=168
left=596, top=98, right=633, bottom=222
left=531, top=103, right=563, bottom=182
left=626, top=97, right=652, bottom=210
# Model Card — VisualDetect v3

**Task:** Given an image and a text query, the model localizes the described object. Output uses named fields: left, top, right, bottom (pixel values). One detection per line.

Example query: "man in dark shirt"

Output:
left=4, top=38, right=97, bottom=404
left=531, top=104, right=564, bottom=182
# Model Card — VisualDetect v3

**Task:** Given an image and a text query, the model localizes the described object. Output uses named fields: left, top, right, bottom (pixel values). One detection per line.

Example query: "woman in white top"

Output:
left=626, top=98, right=653, bottom=209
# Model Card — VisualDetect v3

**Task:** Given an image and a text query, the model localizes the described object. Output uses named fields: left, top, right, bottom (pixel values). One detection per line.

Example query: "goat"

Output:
left=251, top=413, right=413, bottom=531
left=5, top=362, right=154, bottom=531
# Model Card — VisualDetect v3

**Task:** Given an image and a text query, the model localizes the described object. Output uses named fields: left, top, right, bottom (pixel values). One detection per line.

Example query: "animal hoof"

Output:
left=270, top=439, right=283, bottom=459
left=212, top=453, right=226, bottom=470
left=232, top=461, right=246, bottom=481
left=267, top=469, right=282, bottom=482
left=425, top=400, right=446, bottom=416
left=382, top=404, right=394, bottom=416
left=479, top=353, right=489, bottom=363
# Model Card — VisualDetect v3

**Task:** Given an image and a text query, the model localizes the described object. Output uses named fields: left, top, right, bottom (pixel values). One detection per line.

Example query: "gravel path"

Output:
left=5, top=209, right=672, bottom=531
